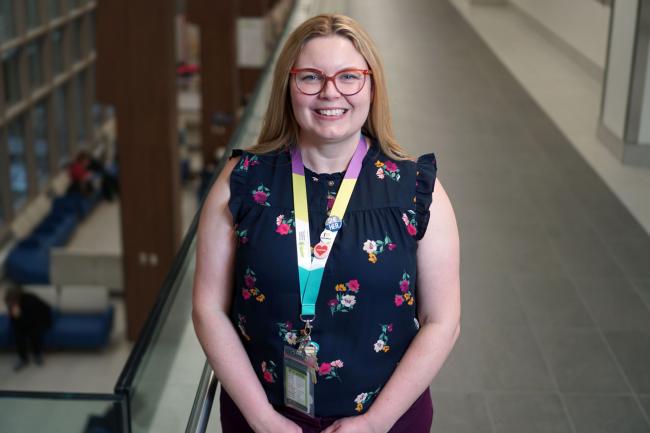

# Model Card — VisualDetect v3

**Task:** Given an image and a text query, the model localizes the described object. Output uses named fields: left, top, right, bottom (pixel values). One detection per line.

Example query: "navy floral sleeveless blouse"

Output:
left=228, top=141, right=436, bottom=417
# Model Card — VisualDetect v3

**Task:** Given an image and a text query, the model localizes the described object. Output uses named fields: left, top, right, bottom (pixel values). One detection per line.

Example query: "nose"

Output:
left=319, top=77, right=341, bottom=98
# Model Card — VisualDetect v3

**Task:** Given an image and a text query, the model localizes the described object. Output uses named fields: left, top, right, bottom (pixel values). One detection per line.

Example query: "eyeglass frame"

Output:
left=289, top=68, right=373, bottom=96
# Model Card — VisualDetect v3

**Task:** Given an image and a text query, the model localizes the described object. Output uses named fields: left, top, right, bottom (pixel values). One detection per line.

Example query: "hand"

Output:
left=251, top=410, right=303, bottom=433
left=320, top=414, right=385, bottom=433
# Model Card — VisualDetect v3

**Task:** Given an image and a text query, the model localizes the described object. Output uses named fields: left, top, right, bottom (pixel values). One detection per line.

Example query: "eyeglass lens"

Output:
left=294, top=70, right=366, bottom=95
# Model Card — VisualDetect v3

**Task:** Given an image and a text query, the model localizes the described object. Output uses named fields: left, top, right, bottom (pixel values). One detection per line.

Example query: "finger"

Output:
left=321, top=421, right=342, bottom=433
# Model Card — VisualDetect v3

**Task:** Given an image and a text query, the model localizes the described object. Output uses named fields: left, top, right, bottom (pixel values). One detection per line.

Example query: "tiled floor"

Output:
left=3, top=1, right=650, bottom=432
left=345, top=0, right=650, bottom=432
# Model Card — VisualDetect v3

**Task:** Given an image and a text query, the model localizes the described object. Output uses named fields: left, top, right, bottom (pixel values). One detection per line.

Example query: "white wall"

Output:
left=509, top=0, right=610, bottom=69
left=602, top=0, right=638, bottom=139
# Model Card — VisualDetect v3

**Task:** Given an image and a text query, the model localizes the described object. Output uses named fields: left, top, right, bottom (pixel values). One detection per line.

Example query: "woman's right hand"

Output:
left=251, top=409, right=303, bottom=433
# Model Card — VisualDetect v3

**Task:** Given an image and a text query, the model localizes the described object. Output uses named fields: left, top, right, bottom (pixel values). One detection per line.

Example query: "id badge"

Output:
left=283, top=345, right=315, bottom=416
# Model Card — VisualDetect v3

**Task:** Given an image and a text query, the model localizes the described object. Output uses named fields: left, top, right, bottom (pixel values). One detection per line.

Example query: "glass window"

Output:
left=27, top=37, right=45, bottom=90
left=27, top=0, right=41, bottom=29
left=54, top=85, right=69, bottom=166
left=33, top=101, right=50, bottom=188
left=0, top=0, right=16, bottom=43
left=68, top=0, right=82, bottom=11
left=2, top=48, right=22, bottom=106
left=90, top=11, right=95, bottom=51
left=73, top=18, right=83, bottom=62
left=48, top=0, right=61, bottom=19
left=52, top=28, right=65, bottom=76
left=8, top=116, right=29, bottom=211
left=74, top=71, right=86, bottom=142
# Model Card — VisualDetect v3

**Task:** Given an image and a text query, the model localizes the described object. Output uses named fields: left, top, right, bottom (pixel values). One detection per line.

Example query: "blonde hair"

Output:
left=247, top=14, right=410, bottom=160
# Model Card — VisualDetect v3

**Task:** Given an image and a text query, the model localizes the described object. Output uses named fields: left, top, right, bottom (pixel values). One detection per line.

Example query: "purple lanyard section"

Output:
left=291, top=136, right=368, bottom=177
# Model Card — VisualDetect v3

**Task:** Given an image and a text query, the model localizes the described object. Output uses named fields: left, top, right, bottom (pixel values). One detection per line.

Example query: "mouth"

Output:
left=313, top=108, right=349, bottom=117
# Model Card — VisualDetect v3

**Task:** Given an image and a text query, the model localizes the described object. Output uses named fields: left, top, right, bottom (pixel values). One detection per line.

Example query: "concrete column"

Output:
left=95, top=0, right=182, bottom=340
left=599, top=0, right=650, bottom=166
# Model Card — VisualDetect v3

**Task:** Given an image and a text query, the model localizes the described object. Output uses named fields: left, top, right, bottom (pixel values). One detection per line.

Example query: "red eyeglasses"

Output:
left=290, top=68, right=372, bottom=96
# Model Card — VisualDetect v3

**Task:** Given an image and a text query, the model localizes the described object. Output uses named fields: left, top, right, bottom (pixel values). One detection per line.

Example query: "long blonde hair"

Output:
left=247, top=14, right=409, bottom=160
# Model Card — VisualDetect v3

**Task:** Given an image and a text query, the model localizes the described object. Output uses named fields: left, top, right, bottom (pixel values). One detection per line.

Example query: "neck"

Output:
left=297, top=133, right=364, bottom=174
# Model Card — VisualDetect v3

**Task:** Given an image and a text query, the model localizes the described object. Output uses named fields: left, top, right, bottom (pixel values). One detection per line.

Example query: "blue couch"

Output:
left=0, top=306, right=114, bottom=350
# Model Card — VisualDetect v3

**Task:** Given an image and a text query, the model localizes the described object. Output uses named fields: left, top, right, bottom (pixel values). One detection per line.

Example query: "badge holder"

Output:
left=283, top=343, right=317, bottom=416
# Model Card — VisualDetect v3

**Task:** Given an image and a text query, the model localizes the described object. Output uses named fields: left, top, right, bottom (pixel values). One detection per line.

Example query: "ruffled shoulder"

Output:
left=228, top=149, right=257, bottom=223
left=413, top=153, right=437, bottom=241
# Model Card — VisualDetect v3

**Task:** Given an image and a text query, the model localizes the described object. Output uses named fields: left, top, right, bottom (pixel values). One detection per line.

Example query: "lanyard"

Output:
left=290, top=136, right=368, bottom=324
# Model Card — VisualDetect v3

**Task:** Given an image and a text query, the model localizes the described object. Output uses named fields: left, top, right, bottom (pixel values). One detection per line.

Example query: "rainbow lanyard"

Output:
left=291, top=136, right=368, bottom=326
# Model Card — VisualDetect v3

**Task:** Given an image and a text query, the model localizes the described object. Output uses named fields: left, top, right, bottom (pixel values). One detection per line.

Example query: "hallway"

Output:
left=348, top=0, right=650, bottom=431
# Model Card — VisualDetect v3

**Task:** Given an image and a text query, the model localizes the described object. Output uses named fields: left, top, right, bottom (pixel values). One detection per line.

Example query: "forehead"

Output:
left=294, top=35, right=368, bottom=71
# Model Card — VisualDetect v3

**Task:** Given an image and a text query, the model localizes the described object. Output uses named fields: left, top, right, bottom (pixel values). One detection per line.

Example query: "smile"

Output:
left=314, top=108, right=349, bottom=117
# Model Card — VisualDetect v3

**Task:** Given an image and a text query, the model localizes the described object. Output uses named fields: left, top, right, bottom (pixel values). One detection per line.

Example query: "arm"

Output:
left=192, top=158, right=301, bottom=433
left=323, top=179, right=461, bottom=433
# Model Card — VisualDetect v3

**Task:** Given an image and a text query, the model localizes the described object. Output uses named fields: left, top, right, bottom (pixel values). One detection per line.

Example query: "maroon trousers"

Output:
left=220, top=388, right=433, bottom=433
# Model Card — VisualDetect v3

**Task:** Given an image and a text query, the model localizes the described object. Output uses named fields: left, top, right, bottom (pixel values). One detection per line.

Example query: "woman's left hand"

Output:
left=320, top=414, right=386, bottom=433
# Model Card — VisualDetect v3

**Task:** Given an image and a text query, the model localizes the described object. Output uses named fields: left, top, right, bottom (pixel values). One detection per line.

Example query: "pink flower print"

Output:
left=400, top=279, right=409, bottom=293
left=276, top=223, right=290, bottom=235
left=253, top=191, right=268, bottom=204
left=285, top=321, right=292, bottom=330
left=243, top=158, right=250, bottom=169
left=242, top=289, right=251, bottom=300
left=318, top=362, right=332, bottom=376
left=261, top=360, right=277, bottom=383
left=387, top=323, right=394, bottom=332
left=244, top=275, right=255, bottom=288
left=376, top=168, right=385, bottom=179
left=347, top=279, right=360, bottom=293
left=275, top=213, right=294, bottom=235
left=407, top=224, right=417, bottom=236
left=328, top=298, right=339, bottom=307
left=402, top=213, right=409, bottom=225
left=388, top=243, right=397, bottom=251
left=331, top=360, right=344, bottom=368
left=327, top=195, right=336, bottom=210
left=384, top=160, right=398, bottom=172
left=394, top=295, right=404, bottom=306
left=251, top=184, right=271, bottom=206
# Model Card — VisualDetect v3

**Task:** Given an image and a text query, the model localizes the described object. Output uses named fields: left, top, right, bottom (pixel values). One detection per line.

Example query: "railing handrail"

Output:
left=184, top=361, right=218, bottom=433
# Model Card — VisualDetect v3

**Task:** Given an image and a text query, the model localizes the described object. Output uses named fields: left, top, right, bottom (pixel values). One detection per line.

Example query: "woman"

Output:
left=193, top=14, right=460, bottom=433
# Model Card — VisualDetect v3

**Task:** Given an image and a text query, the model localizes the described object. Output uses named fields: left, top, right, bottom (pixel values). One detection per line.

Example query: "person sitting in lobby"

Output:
left=4, top=285, right=53, bottom=371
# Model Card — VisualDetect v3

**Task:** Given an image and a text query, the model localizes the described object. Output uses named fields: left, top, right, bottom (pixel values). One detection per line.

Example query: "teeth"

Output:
left=317, top=109, right=346, bottom=116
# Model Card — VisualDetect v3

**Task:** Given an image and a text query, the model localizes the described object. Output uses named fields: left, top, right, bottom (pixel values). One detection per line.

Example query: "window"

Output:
left=54, top=85, right=69, bottom=166
left=68, top=0, right=82, bottom=11
left=27, top=0, right=42, bottom=30
left=2, top=48, right=22, bottom=106
left=8, top=116, right=29, bottom=211
left=74, top=71, right=86, bottom=142
left=0, top=0, right=16, bottom=43
left=27, top=38, right=45, bottom=90
left=73, top=18, right=83, bottom=62
left=33, top=101, right=50, bottom=188
left=52, top=28, right=65, bottom=76
left=48, top=0, right=61, bottom=20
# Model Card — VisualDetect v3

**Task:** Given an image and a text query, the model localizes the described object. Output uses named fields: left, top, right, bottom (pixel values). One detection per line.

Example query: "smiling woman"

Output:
left=193, top=13, right=460, bottom=433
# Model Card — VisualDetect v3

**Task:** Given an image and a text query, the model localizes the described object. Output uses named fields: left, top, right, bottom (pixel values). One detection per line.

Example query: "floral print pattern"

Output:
left=394, top=272, right=414, bottom=307
left=261, top=360, right=278, bottom=383
left=235, top=228, right=249, bottom=245
left=328, top=279, right=360, bottom=315
left=318, top=359, right=344, bottom=381
left=251, top=184, right=271, bottom=206
left=402, top=210, right=418, bottom=237
left=237, top=154, right=260, bottom=172
left=375, top=160, right=400, bottom=182
left=242, top=267, right=266, bottom=302
left=275, top=212, right=295, bottom=235
left=277, top=321, right=298, bottom=346
left=374, top=323, right=394, bottom=353
left=362, top=235, right=396, bottom=264
left=354, top=387, right=381, bottom=412
left=237, top=314, right=251, bottom=341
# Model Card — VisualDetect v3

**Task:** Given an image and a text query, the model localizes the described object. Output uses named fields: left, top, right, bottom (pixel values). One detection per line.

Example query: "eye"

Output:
left=298, top=72, right=323, bottom=82
left=338, top=72, right=362, bottom=81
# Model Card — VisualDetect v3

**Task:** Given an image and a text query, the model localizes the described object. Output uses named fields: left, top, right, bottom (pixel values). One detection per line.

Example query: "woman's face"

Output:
left=290, top=35, right=372, bottom=145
